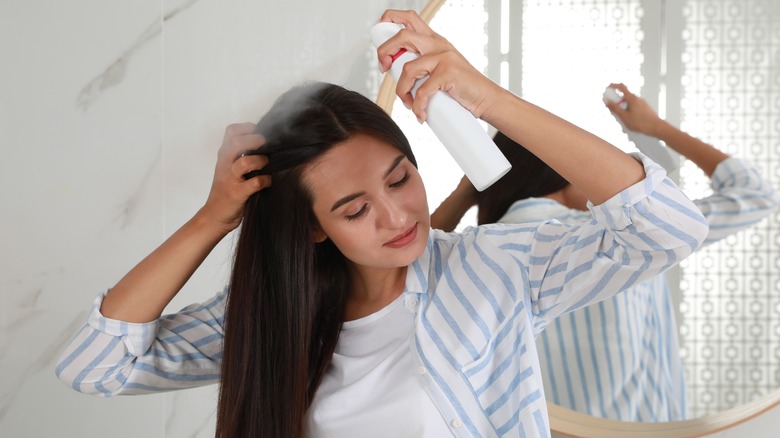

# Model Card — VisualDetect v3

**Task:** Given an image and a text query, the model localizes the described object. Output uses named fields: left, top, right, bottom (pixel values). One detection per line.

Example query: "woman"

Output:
left=55, top=10, right=708, bottom=437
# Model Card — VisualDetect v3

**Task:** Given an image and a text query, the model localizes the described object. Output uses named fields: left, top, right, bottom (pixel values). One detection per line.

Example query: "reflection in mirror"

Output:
left=383, top=0, right=780, bottom=430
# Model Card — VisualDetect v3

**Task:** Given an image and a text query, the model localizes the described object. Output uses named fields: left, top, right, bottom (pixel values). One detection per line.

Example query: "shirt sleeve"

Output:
left=55, top=288, right=227, bottom=396
left=486, top=153, right=709, bottom=331
left=694, top=157, right=779, bottom=246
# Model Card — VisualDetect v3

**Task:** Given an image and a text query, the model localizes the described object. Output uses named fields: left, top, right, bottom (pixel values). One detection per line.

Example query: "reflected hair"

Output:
left=216, top=82, right=416, bottom=438
left=476, top=131, right=569, bottom=225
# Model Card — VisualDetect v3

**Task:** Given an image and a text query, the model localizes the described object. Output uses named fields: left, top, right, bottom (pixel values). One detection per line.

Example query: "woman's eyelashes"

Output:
left=346, top=204, right=367, bottom=221
left=389, top=172, right=410, bottom=188
left=343, top=172, right=410, bottom=221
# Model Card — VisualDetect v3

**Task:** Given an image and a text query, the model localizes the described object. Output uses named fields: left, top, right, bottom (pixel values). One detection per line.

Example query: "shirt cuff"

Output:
left=586, top=152, right=667, bottom=231
left=87, top=290, right=159, bottom=356
left=711, top=156, right=753, bottom=189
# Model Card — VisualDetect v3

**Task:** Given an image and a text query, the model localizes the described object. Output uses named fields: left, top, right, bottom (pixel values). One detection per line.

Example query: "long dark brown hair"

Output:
left=476, top=131, right=570, bottom=224
left=216, top=82, right=417, bottom=437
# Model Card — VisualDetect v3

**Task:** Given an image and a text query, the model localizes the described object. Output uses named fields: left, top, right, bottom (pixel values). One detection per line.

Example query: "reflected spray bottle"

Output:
left=603, top=86, right=679, bottom=173
left=370, top=22, right=511, bottom=191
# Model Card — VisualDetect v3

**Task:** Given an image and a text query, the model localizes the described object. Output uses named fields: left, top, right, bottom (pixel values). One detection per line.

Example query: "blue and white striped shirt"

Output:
left=56, top=155, right=709, bottom=437
left=500, top=157, right=779, bottom=422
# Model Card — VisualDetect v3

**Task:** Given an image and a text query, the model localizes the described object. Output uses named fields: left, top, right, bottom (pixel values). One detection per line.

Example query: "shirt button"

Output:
left=418, top=366, right=427, bottom=375
left=451, top=418, right=463, bottom=428
left=406, top=298, right=418, bottom=312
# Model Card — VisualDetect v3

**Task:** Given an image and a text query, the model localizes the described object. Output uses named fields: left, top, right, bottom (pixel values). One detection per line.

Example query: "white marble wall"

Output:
left=0, top=1, right=425, bottom=436
left=3, top=1, right=780, bottom=437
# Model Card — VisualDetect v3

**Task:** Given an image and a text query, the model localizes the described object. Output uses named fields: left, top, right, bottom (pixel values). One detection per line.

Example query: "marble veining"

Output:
left=116, top=145, right=162, bottom=229
left=0, top=311, right=87, bottom=420
left=77, top=0, right=202, bottom=111
left=6, top=267, right=64, bottom=306
left=165, top=391, right=217, bottom=437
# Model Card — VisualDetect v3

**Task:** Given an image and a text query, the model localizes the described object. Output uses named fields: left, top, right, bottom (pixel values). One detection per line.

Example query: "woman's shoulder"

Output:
left=427, top=223, right=541, bottom=260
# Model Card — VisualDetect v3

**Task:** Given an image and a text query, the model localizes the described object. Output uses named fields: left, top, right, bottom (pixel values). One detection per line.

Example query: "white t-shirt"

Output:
left=306, top=293, right=452, bottom=437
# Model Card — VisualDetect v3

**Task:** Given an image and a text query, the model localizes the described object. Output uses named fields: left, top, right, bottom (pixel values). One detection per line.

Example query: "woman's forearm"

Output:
left=652, top=120, right=729, bottom=177
left=100, top=211, right=230, bottom=323
left=431, top=176, right=477, bottom=231
left=483, top=90, right=645, bottom=205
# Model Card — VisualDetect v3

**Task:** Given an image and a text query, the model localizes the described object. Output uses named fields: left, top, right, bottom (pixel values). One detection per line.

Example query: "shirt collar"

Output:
left=404, top=232, right=434, bottom=295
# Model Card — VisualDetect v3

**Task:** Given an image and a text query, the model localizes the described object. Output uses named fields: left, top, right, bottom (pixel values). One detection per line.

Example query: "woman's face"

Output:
left=305, top=133, right=429, bottom=270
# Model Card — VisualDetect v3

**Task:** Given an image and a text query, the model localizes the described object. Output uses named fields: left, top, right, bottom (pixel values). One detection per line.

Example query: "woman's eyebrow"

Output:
left=331, top=192, right=366, bottom=212
left=384, top=154, right=406, bottom=178
left=330, top=154, right=407, bottom=212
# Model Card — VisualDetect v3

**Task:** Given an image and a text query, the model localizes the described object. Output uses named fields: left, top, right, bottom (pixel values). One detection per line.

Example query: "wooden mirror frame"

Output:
left=374, top=0, right=780, bottom=436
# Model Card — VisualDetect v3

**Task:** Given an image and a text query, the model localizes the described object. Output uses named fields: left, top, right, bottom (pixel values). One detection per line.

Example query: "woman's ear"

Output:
left=312, top=227, right=328, bottom=243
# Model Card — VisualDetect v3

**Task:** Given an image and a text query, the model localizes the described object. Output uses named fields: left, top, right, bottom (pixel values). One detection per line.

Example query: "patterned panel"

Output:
left=521, top=0, right=646, bottom=150
left=678, top=0, right=780, bottom=418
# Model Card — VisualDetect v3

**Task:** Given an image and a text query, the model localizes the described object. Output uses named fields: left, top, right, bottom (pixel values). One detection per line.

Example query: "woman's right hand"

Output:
left=376, top=9, right=504, bottom=123
left=604, top=83, right=665, bottom=137
left=101, top=123, right=270, bottom=322
left=198, top=123, right=271, bottom=235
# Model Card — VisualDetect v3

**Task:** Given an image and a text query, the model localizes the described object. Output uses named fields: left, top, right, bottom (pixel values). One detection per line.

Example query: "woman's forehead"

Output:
left=309, top=134, right=399, bottom=173
left=304, top=135, right=405, bottom=200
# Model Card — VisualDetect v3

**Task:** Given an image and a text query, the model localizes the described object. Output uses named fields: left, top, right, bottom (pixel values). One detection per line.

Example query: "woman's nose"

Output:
left=376, top=194, right=407, bottom=228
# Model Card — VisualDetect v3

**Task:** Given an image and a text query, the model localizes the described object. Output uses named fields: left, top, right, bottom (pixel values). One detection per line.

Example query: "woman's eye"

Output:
left=390, top=173, right=410, bottom=188
left=346, top=204, right=367, bottom=221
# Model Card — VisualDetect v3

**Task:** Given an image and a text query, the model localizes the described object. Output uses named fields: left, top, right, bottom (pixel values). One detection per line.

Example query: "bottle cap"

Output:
left=603, top=86, right=627, bottom=109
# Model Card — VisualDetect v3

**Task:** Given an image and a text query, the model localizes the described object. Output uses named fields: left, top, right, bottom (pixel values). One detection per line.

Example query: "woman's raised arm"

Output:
left=100, top=123, right=270, bottom=322
left=376, top=9, right=645, bottom=205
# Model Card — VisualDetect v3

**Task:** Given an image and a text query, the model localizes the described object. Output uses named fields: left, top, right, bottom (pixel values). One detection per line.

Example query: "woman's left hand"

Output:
left=376, top=9, right=503, bottom=122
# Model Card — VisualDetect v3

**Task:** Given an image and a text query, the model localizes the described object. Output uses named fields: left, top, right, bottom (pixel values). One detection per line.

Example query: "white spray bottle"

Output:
left=602, top=86, right=678, bottom=173
left=370, top=22, right=511, bottom=191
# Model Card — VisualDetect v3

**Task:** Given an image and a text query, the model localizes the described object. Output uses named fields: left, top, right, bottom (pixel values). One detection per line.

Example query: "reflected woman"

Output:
left=432, top=83, right=779, bottom=421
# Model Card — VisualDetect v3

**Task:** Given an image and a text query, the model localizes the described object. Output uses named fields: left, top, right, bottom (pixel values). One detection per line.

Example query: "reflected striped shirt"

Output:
left=500, top=157, right=779, bottom=422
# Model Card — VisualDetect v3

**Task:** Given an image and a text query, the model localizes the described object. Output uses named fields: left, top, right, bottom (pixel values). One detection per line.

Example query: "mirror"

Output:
left=377, top=0, right=780, bottom=435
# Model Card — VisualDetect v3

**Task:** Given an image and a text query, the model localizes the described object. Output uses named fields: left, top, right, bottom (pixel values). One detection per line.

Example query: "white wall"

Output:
left=0, top=1, right=424, bottom=436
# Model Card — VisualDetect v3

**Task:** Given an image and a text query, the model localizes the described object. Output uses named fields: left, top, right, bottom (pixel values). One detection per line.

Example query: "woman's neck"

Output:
left=344, top=265, right=407, bottom=321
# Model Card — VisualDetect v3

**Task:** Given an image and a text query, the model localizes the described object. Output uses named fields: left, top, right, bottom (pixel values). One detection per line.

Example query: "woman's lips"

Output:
left=384, top=224, right=418, bottom=248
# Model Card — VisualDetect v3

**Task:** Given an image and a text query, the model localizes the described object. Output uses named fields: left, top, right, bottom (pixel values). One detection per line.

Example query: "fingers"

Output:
left=239, top=172, right=272, bottom=197
left=394, top=54, right=437, bottom=118
left=232, top=153, right=267, bottom=179
left=397, top=50, right=482, bottom=122
left=234, top=155, right=273, bottom=198
left=604, top=83, right=631, bottom=117
left=376, top=28, right=431, bottom=73
left=382, top=24, right=460, bottom=121
left=604, top=98, right=625, bottom=115
left=216, top=123, right=271, bottom=193
left=609, top=82, right=629, bottom=95
left=608, top=83, right=639, bottom=106
left=376, top=27, right=442, bottom=73
left=410, top=53, right=467, bottom=122
left=376, top=10, right=442, bottom=72
left=379, top=9, right=433, bottom=35
left=376, top=9, right=492, bottom=121
left=218, top=124, right=269, bottom=178
left=219, top=123, right=265, bottom=160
